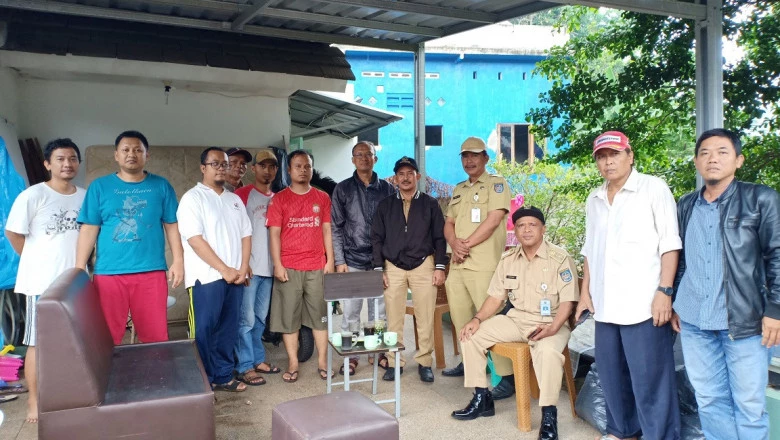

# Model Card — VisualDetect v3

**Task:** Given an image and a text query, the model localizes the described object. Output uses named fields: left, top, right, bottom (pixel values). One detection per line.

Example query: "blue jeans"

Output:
left=680, top=320, right=770, bottom=440
left=235, top=276, right=273, bottom=373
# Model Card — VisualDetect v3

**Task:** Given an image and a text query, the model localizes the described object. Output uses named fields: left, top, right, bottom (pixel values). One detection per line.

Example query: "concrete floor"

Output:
left=0, top=315, right=600, bottom=440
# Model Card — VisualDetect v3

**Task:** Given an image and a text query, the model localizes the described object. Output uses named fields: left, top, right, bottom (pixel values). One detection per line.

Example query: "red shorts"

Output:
left=93, top=271, right=169, bottom=345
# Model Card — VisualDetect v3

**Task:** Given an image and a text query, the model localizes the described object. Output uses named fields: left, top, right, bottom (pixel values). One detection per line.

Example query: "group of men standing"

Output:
left=5, top=127, right=779, bottom=440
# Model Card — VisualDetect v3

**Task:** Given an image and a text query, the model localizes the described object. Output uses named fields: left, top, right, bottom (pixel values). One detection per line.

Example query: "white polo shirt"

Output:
left=581, top=169, right=682, bottom=325
left=177, top=183, right=252, bottom=288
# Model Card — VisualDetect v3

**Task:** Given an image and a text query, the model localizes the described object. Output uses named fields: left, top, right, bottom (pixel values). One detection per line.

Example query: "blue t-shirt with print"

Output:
left=78, top=172, right=178, bottom=275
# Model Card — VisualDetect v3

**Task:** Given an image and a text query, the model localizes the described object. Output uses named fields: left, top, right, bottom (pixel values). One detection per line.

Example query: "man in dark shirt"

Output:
left=371, top=156, right=448, bottom=382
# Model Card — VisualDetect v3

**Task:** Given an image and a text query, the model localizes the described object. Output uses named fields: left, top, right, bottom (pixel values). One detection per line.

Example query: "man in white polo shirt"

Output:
left=576, top=131, right=682, bottom=440
left=178, top=147, right=253, bottom=392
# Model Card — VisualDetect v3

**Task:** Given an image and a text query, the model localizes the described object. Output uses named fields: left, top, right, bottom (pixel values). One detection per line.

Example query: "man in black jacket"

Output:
left=672, top=128, right=780, bottom=440
left=372, top=156, right=448, bottom=382
left=331, top=141, right=395, bottom=375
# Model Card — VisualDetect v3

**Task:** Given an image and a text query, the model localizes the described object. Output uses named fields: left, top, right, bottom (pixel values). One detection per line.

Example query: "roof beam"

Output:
left=261, top=8, right=444, bottom=37
left=544, top=0, right=706, bottom=20
left=318, top=0, right=499, bottom=23
left=442, top=0, right=560, bottom=37
left=231, top=0, right=273, bottom=31
left=0, top=0, right=418, bottom=51
left=137, top=0, right=243, bottom=12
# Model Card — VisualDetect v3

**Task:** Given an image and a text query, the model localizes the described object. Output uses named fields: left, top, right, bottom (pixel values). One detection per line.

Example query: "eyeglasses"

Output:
left=204, top=162, right=229, bottom=170
left=353, top=153, right=375, bottom=159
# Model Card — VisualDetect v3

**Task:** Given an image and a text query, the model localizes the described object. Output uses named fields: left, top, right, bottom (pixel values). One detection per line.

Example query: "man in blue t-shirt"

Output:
left=76, top=130, right=184, bottom=345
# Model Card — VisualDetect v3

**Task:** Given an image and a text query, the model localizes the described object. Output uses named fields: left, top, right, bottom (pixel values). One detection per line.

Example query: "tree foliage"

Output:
left=527, top=1, right=780, bottom=195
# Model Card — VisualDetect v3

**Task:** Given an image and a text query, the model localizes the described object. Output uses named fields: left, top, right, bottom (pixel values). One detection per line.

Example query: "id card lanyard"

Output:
left=540, top=259, right=552, bottom=316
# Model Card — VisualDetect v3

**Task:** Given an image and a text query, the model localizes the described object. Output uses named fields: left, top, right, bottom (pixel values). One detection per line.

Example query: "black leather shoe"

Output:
left=491, top=375, right=516, bottom=400
left=451, top=391, right=495, bottom=420
left=538, top=406, right=558, bottom=440
left=442, top=362, right=464, bottom=377
left=418, top=365, right=434, bottom=383
left=382, top=367, right=403, bottom=381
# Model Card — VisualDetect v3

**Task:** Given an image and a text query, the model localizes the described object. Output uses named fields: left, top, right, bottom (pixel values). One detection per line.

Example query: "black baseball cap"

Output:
left=393, top=156, right=419, bottom=173
left=225, top=147, right=252, bottom=162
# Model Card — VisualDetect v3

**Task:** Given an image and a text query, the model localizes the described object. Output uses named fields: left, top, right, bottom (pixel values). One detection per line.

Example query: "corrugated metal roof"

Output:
left=0, top=1, right=707, bottom=53
left=290, top=90, right=402, bottom=139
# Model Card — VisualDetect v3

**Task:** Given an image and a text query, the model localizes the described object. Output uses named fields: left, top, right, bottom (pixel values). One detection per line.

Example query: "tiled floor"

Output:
left=0, top=316, right=600, bottom=440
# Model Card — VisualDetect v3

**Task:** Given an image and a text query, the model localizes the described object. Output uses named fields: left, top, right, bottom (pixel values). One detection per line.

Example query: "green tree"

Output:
left=490, top=160, right=598, bottom=268
left=528, top=2, right=780, bottom=194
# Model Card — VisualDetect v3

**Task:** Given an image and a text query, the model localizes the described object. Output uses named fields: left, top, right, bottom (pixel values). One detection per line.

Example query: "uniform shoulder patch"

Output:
left=493, top=183, right=504, bottom=193
left=559, top=268, right=573, bottom=283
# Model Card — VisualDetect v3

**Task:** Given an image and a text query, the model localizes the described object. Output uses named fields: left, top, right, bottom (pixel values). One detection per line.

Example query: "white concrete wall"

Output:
left=0, top=67, right=25, bottom=184
left=304, top=135, right=356, bottom=183
left=16, top=78, right=292, bottom=186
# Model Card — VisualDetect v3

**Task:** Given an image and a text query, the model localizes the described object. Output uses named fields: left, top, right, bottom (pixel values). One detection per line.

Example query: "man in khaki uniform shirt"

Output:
left=452, top=206, right=578, bottom=440
left=443, top=137, right=514, bottom=395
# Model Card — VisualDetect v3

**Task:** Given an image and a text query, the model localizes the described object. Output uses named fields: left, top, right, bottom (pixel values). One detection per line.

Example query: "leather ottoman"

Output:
left=272, top=391, right=399, bottom=440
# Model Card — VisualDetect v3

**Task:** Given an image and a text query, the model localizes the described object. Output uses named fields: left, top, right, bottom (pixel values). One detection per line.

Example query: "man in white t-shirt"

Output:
left=576, top=131, right=682, bottom=440
left=233, top=149, right=279, bottom=385
left=177, top=147, right=252, bottom=392
left=5, top=138, right=86, bottom=424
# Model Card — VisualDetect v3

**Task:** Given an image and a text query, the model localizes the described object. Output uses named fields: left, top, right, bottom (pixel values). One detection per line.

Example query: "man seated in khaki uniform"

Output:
left=451, top=206, right=579, bottom=440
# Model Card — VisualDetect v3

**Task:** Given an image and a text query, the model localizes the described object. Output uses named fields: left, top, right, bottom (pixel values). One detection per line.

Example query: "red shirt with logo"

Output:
left=266, top=187, right=331, bottom=271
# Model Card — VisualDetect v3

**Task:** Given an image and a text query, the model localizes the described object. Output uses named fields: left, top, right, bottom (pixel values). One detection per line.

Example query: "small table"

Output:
left=327, top=340, right=405, bottom=418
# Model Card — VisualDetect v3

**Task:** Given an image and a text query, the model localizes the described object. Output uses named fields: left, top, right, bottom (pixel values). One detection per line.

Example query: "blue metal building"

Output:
left=346, top=49, right=558, bottom=185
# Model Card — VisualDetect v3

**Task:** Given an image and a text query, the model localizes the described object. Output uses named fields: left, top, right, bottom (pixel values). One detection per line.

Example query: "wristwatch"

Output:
left=657, top=286, right=674, bottom=296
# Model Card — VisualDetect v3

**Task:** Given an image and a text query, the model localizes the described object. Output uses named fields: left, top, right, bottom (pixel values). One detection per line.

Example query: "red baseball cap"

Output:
left=593, top=131, right=631, bottom=155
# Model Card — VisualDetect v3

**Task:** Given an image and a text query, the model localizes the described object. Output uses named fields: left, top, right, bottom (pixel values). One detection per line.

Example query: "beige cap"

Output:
left=252, top=148, right=278, bottom=165
left=460, top=137, right=487, bottom=154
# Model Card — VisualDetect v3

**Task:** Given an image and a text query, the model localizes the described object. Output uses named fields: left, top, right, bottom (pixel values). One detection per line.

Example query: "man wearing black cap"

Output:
left=451, top=206, right=578, bottom=440
left=224, top=147, right=252, bottom=192
left=371, top=156, right=448, bottom=382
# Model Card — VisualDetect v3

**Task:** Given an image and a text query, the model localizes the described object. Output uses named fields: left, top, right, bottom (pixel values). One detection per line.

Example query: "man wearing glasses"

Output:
left=177, top=147, right=253, bottom=392
left=224, top=147, right=252, bottom=192
left=331, top=141, right=394, bottom=375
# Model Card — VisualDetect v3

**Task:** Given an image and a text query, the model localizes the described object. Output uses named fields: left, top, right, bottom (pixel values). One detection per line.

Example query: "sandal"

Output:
left=212, top=379, right=246, bottom=392
left=0, top=384, right=28, bottom=395
left=318, top=368, right=335, bottom=380
left=254, top=362, right=281, bottom=374
left=282, top=370, right=299, bottom=383
left=236, top=371, right=266, bottom=386
left=377, top=354, right=389, bottom=370
left=339, top=358, right=359, bottom=375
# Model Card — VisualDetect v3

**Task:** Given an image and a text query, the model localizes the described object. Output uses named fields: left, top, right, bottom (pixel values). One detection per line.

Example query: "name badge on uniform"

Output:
left=471, top=208, right=481, bottom=223
left=540, top=299, right=552, bottom=316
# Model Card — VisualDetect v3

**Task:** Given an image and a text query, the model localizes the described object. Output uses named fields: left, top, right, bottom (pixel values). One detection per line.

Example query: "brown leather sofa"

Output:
left=36, top=269, right=215, bottom=440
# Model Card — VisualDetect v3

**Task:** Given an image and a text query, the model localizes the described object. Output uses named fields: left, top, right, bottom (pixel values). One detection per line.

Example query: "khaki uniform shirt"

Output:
left=487, top=240, right=580, bottom=325
left=446, top=172, right=511, bottom=272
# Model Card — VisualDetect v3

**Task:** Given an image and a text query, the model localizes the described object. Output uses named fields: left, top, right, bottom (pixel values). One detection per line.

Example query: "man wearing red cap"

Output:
left=576, top=131, right=682, bottom=440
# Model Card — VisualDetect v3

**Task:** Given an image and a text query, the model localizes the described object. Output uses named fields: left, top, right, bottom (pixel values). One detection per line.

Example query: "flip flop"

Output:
left=236, top=371, right=266, bottom=386
left=318, top=368, right=335, bottom=380
left=282, top=370, right=299, bottom=383
left=212, top=379, right=246, bottom=392
left=0, top=395, right=18, bottom=403
left=0, top=384, right=28, bottom=395
left=339, top=358, right=359, bottom=375
left=254, top=362, right=281, bottom=374
left=377, top=354, right=389, bottom=370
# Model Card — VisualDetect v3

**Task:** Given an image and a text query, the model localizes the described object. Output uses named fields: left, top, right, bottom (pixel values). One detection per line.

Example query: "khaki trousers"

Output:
left=384, top=257, right=437, bottom=367
left=462, top=312, right=570, bottom=406
left=445, top=268, right=513, bottom=376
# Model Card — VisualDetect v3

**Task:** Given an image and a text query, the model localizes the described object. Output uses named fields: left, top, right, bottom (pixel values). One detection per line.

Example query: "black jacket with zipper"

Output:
left=674, top=180, right=780, bottom=339
left=371, top=190, right=449, bottom=271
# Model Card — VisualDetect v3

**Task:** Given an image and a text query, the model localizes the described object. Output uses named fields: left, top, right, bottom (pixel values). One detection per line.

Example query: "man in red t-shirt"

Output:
left=266, top=150, right=335, bottom=382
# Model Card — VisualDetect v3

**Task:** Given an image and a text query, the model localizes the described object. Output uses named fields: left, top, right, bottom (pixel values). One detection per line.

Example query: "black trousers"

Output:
left=595, top=318, right=680, bottom=440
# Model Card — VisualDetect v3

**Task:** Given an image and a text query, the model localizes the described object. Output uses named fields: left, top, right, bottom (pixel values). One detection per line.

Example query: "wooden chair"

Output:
left=405, top=270, right=458, bottom=369
left=488, top=342, right=577, bottom=431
